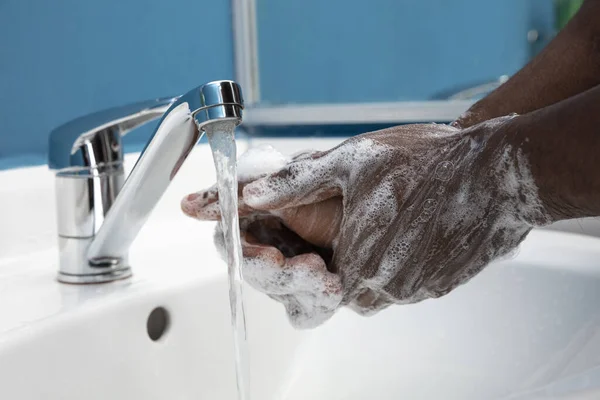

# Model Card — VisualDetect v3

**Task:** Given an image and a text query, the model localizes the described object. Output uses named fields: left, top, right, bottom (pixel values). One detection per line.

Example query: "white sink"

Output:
left=1, top=139, right=600, bottom=399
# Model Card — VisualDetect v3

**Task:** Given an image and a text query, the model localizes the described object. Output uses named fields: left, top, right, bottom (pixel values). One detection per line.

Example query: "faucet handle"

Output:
left=48, top=97, right=179, bottom=170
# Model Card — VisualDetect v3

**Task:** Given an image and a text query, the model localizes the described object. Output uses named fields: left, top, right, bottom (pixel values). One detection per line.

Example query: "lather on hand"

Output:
left=182, top=118, right=553, bottom=328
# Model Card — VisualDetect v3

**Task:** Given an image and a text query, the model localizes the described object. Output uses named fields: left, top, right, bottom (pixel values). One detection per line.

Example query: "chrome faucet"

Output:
left=48, top=80, right=243, bottom=284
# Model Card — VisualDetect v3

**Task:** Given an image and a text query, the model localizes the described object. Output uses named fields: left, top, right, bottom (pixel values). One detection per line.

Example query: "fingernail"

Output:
left=180, top=200, right=195, bottom=217
left=186, top=193, right=200, bottom=202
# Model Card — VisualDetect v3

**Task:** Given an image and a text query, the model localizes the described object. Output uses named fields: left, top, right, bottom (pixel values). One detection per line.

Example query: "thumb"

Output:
left=243, top=150, right=342, bottom=210
left=275, top=197, right=343, bottom=248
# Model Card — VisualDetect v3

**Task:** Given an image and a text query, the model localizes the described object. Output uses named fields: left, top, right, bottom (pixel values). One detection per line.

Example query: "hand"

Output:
left=182, top=148, right=345, bottom=329
left=183, top=119, right=552, bottom=327
left=239, top=119, right=552, bottom=310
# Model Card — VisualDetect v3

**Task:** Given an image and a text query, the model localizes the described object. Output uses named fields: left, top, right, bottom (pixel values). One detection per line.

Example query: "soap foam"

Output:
left=213, top=220, right=342, bottom=329
left=237, top=145, right=289, bottom=181
left=213, top=145, right=342, bottom=329
left=244, top=253, right=343, bottom=329
left=215, top=117, right=553, bottom=326
left=243, top=138, right=389, bottom=209
left=270, top=118, right=552, bottom=316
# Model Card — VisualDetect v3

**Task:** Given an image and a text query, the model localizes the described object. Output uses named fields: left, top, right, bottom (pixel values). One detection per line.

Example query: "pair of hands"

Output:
left=180, top=0, right=600, bottom=328
left=182, top=117, right=551, bottom=328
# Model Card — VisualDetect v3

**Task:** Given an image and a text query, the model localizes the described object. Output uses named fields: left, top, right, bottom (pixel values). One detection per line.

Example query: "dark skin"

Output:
left=504, top=84, right=600, bottom=220
left=454, top=0, right=600, bottom=128
left=182, top=2, right=600, bottom=326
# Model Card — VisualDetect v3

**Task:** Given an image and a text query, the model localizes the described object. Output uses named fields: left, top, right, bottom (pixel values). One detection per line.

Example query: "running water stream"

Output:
left=206, top=121, right=250, bottom=400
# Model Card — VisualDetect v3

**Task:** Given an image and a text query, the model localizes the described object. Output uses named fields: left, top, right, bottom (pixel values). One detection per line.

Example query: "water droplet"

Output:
left=435, top=161, right=454, bottom=181
left=462, top=242, right=469, bottom=250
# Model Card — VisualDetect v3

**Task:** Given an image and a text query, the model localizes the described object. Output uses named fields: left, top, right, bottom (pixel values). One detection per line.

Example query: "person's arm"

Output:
left=454, top=0, right=600, bottom=128
left=183, top=85, right=600, bottom=327
left=502, top=83, right=600, bottom=220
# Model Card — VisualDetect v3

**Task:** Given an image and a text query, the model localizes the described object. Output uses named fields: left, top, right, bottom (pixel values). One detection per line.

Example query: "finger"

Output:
left=280, top=253, right=342, bottom=329
left=240, top=241, right=289, bottom=295
left=243, top=252, right=343, bottom=329
left=181, top=183, right=263, bottom=220
left=243, top=151, right=343, bottom=211
left=214, top=223, right=343, bottom=328
left=181, top=186, right=218, bottom=219
left=213, top=225, right=284, bottom=276
left=242, top=245, right=341, bottom=297
left=183, top=196, right=259, bottom=221
left=348, top=289, right=393, bottom=316
left=286, top=253, right=342, bottom=295
left=181, top=170, right=268, bottom=217
left=210, top=205, right=341, bottom=298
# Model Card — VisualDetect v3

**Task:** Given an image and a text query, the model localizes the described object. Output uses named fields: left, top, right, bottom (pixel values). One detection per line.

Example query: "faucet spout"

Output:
left=48, top=80, right=243, bottom=283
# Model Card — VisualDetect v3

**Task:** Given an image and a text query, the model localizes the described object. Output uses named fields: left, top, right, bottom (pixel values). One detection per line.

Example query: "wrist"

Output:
left=502, top=114, right=597, bottom=222
left=466, top=116, right=554, bottom=226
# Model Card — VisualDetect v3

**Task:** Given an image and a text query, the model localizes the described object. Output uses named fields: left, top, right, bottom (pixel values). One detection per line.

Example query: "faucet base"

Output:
left=57, top=267, right=132, bottom=284
left=56, top=236, right=131, bottom=284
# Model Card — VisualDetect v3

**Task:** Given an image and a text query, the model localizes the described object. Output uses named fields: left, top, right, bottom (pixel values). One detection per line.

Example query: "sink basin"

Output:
left=0, top=237, right=301, bottom=400
left=1, top=139, right=600, bottom=399
left=1, top=229, right=600, bottom=399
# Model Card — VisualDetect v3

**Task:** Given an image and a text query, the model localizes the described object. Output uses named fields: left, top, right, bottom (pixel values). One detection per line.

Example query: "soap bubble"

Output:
left=423, top=198, right=437, bottom=210
left=435, top=161, right=454, bottom=181
left=237, top=145, right=288, bottom=181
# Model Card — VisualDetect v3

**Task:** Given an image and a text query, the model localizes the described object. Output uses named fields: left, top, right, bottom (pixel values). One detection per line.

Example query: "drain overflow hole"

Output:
left=147, top=307, right=170, bottom=341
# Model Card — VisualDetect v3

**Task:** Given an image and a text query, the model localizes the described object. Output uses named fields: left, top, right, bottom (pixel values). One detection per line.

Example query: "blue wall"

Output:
left=257, top=0, right=554, bottom=104
left=0, top=0, right=233, bottom=168
left=0, top=0, right=554, bottom=167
